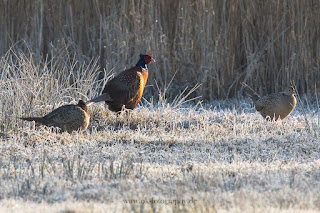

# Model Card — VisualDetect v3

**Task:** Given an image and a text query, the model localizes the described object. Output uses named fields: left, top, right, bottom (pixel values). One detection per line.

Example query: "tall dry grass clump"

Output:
left=0, top=0, right=319, bottom=100
left=0, top=46, right=104, bottom=132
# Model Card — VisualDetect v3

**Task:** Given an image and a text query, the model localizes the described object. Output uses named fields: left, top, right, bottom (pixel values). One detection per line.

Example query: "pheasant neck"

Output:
left=136, top=58, right=148, bottom=70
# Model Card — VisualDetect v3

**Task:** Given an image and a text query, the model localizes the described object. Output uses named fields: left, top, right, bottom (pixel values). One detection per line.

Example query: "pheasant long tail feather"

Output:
left=20, top=117, right=44, bottom=123
left=241, top=82, right=261, bottom=101
left=87, top=93, right=112, bottom=106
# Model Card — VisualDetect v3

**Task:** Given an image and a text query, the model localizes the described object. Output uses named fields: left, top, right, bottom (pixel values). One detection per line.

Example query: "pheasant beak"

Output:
left=151, top=58, right=156, bottom=62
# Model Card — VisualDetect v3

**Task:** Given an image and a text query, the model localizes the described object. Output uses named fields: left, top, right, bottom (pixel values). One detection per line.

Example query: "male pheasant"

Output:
left=20, top=99, right=90, bottom=133
left=88, top=54, right=152, bottom=112
left=241, top=82, right=296, bottom=120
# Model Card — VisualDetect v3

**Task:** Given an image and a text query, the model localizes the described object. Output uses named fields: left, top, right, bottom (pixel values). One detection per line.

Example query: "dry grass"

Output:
left=0, top=50, right=320, bottom=212
left=0, top=0, right=320, bottom=100
left=1, top=100, right=320, bottom=213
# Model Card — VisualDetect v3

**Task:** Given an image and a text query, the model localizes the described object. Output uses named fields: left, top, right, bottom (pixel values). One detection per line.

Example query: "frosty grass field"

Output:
left=0, top=53, right=320, bottom=213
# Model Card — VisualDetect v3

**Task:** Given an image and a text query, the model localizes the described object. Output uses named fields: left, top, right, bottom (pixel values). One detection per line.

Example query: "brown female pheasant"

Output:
left=20, top=99, right=90, bottom=133
left=241, top=82, right=296, bottom=120
left=88, top=54, right=152, bottom=112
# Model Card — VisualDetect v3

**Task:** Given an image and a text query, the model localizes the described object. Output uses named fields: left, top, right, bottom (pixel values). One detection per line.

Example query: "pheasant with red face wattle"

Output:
left=88, top=54, right=152, bottom=112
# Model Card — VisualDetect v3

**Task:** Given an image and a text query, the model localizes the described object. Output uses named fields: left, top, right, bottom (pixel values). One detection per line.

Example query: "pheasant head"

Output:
left=283, top=86, right=295, bottom=96
left=136, top=54, right=152, bottom=69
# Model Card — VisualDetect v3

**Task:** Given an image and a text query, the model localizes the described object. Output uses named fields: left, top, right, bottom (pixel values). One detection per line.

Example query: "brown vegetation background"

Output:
left=0, top=0, right=319, bottom=101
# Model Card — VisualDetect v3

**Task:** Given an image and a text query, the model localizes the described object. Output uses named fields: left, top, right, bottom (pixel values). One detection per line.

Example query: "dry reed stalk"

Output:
left=0, top=0, right=319, bottom=100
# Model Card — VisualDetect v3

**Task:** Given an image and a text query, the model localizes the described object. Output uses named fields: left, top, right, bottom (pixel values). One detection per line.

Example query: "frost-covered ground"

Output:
left=0, top=52, right=319, bottom=212
left=1, top=100, right=320, bottom=213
